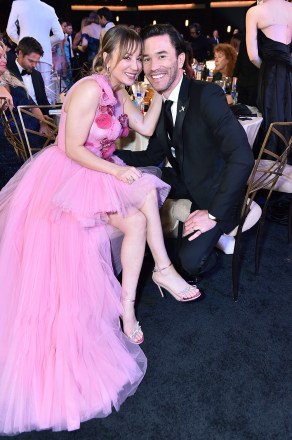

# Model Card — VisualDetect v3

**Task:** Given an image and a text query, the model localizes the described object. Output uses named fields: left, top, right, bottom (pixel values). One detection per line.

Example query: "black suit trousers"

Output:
left=162, top=167, right=222, bottom=277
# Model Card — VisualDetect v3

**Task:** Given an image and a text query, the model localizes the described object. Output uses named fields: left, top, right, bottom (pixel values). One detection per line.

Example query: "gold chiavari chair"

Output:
left=17, top=104, right=62, bottom=157
left=232, top=121, right=292, bottom=301
left=0, top=98, right=28, bottom=162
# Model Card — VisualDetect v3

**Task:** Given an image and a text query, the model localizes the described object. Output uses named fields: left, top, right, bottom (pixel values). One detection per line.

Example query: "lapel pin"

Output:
left=179, top=106, right=185, bottom=112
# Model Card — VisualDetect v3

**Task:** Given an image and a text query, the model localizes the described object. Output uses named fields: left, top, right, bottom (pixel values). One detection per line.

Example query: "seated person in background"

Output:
left=213, top=43, right=237, bottom=104
left=0, top=41, right=51, bottom=189
left=7, top=36, right=50, bottom=113
left=183, top=41, right=195, bottom=78
left=230, top=33, right=242, bottom=54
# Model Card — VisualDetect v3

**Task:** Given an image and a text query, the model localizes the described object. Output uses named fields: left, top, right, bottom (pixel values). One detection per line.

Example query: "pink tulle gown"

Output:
left=0, top=74, right=170, bottom=434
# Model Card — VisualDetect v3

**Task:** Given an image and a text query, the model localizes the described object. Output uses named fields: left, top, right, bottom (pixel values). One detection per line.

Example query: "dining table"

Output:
left=49, top=107, right=263, bottom=151
left=116, top=114, right=263, bottom=152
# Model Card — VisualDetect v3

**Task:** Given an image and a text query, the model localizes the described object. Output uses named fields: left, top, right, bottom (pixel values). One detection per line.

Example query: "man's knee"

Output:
left=177, top=239, right=219, bottom=276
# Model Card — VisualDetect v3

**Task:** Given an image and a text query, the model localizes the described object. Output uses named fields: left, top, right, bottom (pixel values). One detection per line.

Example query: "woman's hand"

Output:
left=114, top=165, right=142, bottom=184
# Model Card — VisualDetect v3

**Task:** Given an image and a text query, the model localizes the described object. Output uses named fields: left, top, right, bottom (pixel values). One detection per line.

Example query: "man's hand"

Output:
left=39, top=121, right=53, bottom=137
left=183, top=209, right=217, bottom=241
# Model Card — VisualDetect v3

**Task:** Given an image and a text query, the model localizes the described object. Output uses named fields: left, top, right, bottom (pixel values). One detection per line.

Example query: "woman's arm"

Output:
left=72, top=31, right=81, bottom=51
left=246, top=8, right=262, bottom=68
left=77, top=34, right=88, bottom=53
left=64, top=80, right=141, bottom=183
left=121, top=88, right=162, bottom=137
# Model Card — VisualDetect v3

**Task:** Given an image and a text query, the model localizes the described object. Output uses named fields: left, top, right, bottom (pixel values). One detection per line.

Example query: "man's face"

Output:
left=98, top=15, right=106, bottom=26
left=189, top=27, right=197, bottom=39
left=213, top=30, right=219, bottom=38
left=66, top=25, right=73, bottom=35
left=142, top=34, right=185, bottom=98
left=17, top=50, right=40, bottom=73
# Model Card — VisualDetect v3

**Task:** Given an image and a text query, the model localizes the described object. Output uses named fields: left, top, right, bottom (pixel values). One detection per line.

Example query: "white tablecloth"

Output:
left=116, top=116, right=263, bottom=152
left=50, top=109, right=262, bottom=151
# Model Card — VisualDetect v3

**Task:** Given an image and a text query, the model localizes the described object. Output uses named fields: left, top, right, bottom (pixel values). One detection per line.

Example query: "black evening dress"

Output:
left=254, top=29, right=292, bottom=161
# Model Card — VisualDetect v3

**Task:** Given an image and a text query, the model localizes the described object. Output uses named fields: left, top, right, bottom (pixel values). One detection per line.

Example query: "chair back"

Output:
left=0, top=98, right=28, bottom=162
left=233, top=121, right=292, bottom=301
left=242, top=122, right=292, bottom=222
left=17, top=104, right=61, bottom=158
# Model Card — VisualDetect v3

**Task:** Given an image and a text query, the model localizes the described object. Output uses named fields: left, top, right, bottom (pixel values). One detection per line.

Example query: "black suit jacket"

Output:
left=7, top=54, right=50, bottom=112
left=116, top=76, right=254, bottom=233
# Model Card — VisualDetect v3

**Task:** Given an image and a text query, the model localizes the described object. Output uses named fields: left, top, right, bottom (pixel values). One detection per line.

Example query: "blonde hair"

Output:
left=92, top=25, right=141, bottom=74
left=0, top=41, right=27, bottom=90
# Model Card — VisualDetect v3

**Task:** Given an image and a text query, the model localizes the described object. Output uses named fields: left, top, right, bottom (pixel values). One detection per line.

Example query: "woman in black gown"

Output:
left=246, top=0, right=292, bottom=159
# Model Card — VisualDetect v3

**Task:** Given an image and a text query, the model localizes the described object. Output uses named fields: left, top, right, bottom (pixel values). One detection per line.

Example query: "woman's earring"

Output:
left=106, top=65, right=111, bottom=76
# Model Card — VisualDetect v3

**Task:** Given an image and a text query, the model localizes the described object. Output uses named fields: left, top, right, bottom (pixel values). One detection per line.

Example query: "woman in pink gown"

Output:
left=0, top=26, right=201, bottom=434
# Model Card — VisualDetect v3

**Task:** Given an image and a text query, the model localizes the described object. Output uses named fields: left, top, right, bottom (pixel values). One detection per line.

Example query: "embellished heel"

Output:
left=152, top=263, right=201, bottom=302
left=121, top=297, right=144, bottom=345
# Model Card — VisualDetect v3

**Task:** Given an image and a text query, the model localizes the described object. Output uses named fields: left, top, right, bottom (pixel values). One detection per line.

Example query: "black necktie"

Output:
left=21, top=69, right=31, bottom=76
left=164, top=100, right=174, bottom=140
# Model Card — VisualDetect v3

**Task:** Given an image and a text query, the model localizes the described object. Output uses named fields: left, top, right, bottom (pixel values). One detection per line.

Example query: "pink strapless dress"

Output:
left=0, top=74, right=170, bottom=434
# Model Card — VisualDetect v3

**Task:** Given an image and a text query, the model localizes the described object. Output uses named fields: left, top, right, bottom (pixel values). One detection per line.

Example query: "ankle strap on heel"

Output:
left=153, top=262, right=173, bottom=273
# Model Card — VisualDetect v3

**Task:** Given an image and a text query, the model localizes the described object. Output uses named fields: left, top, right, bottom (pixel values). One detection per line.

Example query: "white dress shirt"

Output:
left=163, top=74, right=183, bottom=158
left=162, top=74, right=183, bottom=126
left=15, top=59, right=37, bottom=104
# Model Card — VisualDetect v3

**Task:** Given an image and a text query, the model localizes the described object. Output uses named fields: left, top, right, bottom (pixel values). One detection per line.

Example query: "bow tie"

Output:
left=21, top=70, right=31, bottom=76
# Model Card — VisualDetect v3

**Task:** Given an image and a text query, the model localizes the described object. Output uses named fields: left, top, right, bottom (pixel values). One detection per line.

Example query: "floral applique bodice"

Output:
left=85, top=75, right=129, bottom=160
left=57, top=74, right=129, bottom=160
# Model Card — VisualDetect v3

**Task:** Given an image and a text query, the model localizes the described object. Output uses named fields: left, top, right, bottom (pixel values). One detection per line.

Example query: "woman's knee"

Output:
left=121, top=211, right=147, bottom=236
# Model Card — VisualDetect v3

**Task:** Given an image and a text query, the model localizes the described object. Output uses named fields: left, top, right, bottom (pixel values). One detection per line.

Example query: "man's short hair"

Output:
left=16, top=37, right=44, bottom=57
left=141, top=24, right=185, bottom=57
left=97, top=7, right=113, bottom=22
left=189, top=23, right=201, bottom=35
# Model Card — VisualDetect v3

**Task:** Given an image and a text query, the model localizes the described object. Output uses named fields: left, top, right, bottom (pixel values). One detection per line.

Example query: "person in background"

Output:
left=115, top=24, right=254, bottom=283
left=6, top=0, right=64, bottom=100
left=97, top=7, right=115, bottom=44
left=230, top=32, right=242, bottom=54
left=210, top=29, right=220, bottom=45
left=188, top=22, right=213, bottom=62
left=183, top=41, right=195, bottom=78
left=246, top=0, right=292, bottom=160
left=232, top=4, right=259, bottom=107
left=0, top=26, right=200, bottom=435
left=213, top=43, right=237, bottom=103
left=7, top=36, right=50, bottom=110
left=72, top=17, right=91, bottom=70
left=0, top=41, right=51, bottom=189
left=78, top=16, right=101, bottom=64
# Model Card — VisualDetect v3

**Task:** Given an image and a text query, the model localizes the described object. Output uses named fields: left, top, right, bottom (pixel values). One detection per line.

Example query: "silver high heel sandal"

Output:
left=152, top=263, right=201, bottom=302
left=121, top=298, right=144, bottom=345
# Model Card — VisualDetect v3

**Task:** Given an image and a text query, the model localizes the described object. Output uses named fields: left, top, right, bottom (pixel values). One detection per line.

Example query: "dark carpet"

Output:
left=3, top=221, right=292, bottom=440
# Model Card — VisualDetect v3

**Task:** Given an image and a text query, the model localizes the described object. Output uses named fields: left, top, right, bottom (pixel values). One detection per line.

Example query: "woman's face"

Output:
left=0, top=46, right=7, bottom=75
left=108, top=43, right=142, bottom=89
left=214, top=51, right=229, bottom=74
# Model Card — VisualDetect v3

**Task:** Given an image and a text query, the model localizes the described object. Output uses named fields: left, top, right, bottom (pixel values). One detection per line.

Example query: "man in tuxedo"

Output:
left=7, top=36, right=50, bottom=113
left=116, top=24, right=254, bottom=280
left=6, top=0, right=63, bottom=96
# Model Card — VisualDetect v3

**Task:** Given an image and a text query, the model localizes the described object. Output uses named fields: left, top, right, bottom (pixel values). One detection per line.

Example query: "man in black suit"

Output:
left=7, top=36, right=50, bottom=112
left=116, top=24, right=254, bottom=280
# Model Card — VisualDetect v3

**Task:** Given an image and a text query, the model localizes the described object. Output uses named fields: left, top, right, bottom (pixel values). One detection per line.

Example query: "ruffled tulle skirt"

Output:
left=0, top=145, right=170, bottom=434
